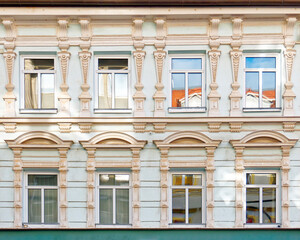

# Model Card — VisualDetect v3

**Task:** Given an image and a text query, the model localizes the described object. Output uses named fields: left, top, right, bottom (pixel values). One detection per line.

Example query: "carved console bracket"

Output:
left=283, top=121, right=296, bottom=132
left=132, top=18, right=146, bottom=117
left=78, top=123, right=93, bottom=133
left=58, top=123, right=72, bottom=133
left=230, top=122, right=243, bottom=132
left=133, top=122, right=147, bottom=133
left=153, top=123, right=167, bottom=133
left=208, top=122, right=222, bottom=132
left=155, top=132, right=221, bottom=228
left=153, top=18, right=167, bottom=117
left=5, top=132, right=73, bottom=228
left=283, top=17, right=297, bottom=116
left=3, top=122, right=17, bottom=133
left=230, top=131, right=297, bottom=228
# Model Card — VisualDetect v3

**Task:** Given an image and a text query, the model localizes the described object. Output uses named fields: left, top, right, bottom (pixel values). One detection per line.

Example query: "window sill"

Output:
left=168, top=107, right=206, bottom=113
left=23, top=223, right=60, bottom=229
left=243, top=108, right=281, bottom=112
left=95, top=224, right=132, bottom=228
left=244, top=223, right=281, bottom=228
left=94, top=109, right=132, bottom=114
left=168, top=224, right=206, bottom=228
left=20, top=109, right=58, bottom=114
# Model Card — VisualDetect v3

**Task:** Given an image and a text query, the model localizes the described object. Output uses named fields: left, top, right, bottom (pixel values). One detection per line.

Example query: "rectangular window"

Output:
left=22, top=57, right=56, bottom=110
left=96, top=57, right=130, bottom=110
left=245, top=172, right=279, bottom=225
left=171, top=173, right=204, bottom=225
left=98, top=173, right=130, bottom=225
left=25, top=174, right=58, bottom=224
left=170, top=56, right=205, bottom=111
left=244, top=54, right=280, bottom=110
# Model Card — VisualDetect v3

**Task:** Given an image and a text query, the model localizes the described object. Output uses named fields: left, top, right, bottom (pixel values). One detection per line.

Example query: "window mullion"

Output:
left=113, top=188, right=116, bottom=224
left=185, top=188, right=188, bottom=224
left=38, top=73, right=41, bottom=108
left=41, top=187, right=44, bottom=224
left=259, top=71, right=262, bottom=108
left=259, top=187, right=263, bottom=224
left=185, top=73, right=189, bottom=107
left=112, top=73, right=115, bottom=108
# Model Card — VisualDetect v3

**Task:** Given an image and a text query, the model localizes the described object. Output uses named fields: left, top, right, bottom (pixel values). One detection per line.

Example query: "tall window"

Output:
left=22, top=57, right=56, bottom=110
left=244, top=54, right=280, bottom=109
left=171, top=173, right=204, bottom=224
left=96, top=58, right=129, bottom=110
left=98, top=174, right=130, bottom=225
left=25, top=174, right=58, bottom=224
left=170, top=56, right=204, bottom=109
left=245, top=172, right=279, bottom=224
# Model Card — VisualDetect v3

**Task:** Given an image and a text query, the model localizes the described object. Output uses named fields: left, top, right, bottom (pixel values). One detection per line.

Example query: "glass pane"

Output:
left=172, top=73, right=185, bottom=107
left=172, top=58, right=202, bottom=70
left=98, top=59, right=128, bottom=70
left=245, top=72, right=259, bottom=108
left=188, top=73, right=202, bottom=107
left=115, top=74, right=128, bottom=109
left=262, top=72, right=276, bottom=108
left=100, top=174, right=115, bottom=186
left=28, top=189, right=41, bottom=223
left=44, top=189, right=58, bottom=223
left=115, top=175, right=129, bottom=186
left=28, top=175, right=57, bottom=186
left=263, top=188, right=276, bottom=223
left=188, top=189, right=202, bottom=224
left=24, top=73, right=38, bottom=109
left=41, top=73, right=55, bottom=109
left=172, top=174, right=202, bottom=186
left=172, top=189, right=185, bottom=224
left=100, top=189, right=113, bottom=224
left=246, top=188, right=260, bottom=224
left=246, top=173, right=276, bottom=185
left=245, top=57, right=276, bottom=69
left=25, top=59, right=54, bottom=70
left=98, top=73, right=112, bottom=109
left=116, top=189, right=129, bottom=224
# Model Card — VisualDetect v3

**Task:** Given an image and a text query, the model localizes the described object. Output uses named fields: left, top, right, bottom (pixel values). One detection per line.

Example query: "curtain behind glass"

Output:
left=44, top=189, right=58, bottom=223
left=100, top=189, right=113, bottom=224
left=28, top=189, right=41, bottom=223
left=116, top=189, right=129, bottom=224
left=25, top=73, right=38, bottom=109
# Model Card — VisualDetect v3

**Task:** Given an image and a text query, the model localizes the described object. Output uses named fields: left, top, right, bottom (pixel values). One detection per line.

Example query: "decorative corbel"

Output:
left=2, top=18, right=16, bottom=50
left=132, top=18, right=146, bottom=117
left=208, top=18, right=221, bottom=117
left=58, top=51, right=71, bottom=117
left=57, top=18, right=69, bottom=50
left=283, top=17, right=297, bottom=116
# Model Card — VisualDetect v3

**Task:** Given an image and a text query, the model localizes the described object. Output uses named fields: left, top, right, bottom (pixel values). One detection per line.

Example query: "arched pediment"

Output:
left=154, top=131, right=221, bottom=148
left=230, top=130, right=297, bottom=148
left=80, top=132, right=146, bottom=149
left=5, top=131, right=74, bottom=149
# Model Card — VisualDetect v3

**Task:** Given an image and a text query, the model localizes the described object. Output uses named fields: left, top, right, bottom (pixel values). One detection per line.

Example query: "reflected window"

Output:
left=170, top=57, right=204, bottom=108
left=171, top=173, right=204, bottom=224
left=23, top=58, right=55, bottom=110
left=26, top=174, right=58, bottom=224
left=98, top=174, right=130, bottom=225
left=97, top=58, right=129, bottom=109
left=245, top=172, right=278, bottom=224
left=244, top=55, right=279, bottom=109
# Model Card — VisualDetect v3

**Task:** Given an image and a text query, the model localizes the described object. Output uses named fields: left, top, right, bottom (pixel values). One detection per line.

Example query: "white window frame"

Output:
left=94, top=55, right=132, bottom=113
left=96, top=172, right=132, bottom=227
left=244, top=170, right=280, bottom=227
left=243, top=53, right=281, bottom=112
left=169, top=172, right=206, bottom=227
left=23, top=172, right=59, bottom=228
left=168, top=54, right=206, bottom=113
left=20, top=55, right=57, bottom=114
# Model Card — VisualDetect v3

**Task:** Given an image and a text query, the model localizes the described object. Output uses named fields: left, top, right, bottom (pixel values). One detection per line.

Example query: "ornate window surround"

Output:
left=230, top=130, right=297, bottom=228
left=5, top=131, right=73, bottom=228
left=154, top=131, right=221, bottom=228
left=79, top=132, right=146, bottom=228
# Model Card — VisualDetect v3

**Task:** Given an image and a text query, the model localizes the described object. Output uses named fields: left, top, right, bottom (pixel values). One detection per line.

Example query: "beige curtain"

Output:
left=25, top=74, right=38, bottom=109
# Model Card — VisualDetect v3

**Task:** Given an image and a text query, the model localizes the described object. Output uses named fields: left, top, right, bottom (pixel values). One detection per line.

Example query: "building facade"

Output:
left=1, top=2, right=300, bottom=239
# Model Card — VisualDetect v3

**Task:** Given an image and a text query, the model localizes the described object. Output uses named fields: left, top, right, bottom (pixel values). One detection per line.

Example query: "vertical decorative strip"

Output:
left=86, top=148, right=96, bottom=228
left=160, top=148, right=169, bottom=227
left=205, top=147, right=215, bottom=228
left=59, top=148, right=68, bottom=228
left=234, top=147, right=244, bottom=228
left=12, top=148, right=22, bottom=228
left=131, top=148, right=141, bottom=228
left=281, top=146, right=291, bottom=228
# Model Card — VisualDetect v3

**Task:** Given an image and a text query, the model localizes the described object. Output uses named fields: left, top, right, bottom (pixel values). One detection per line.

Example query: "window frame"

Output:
left=243, top=170, right=280, bottom=227
left=20, top=55, right=57, bottom=114
left=243, top=53, right=281, bottom=112
left=168, top=171, right=206, bottom=227
left=94, top=55, right=132, bottom=113
left=23, top=172, right=59, bottom=227
left=168, top=54, right=206, bottom=113
left=96, top=172, right=132, bottom=227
